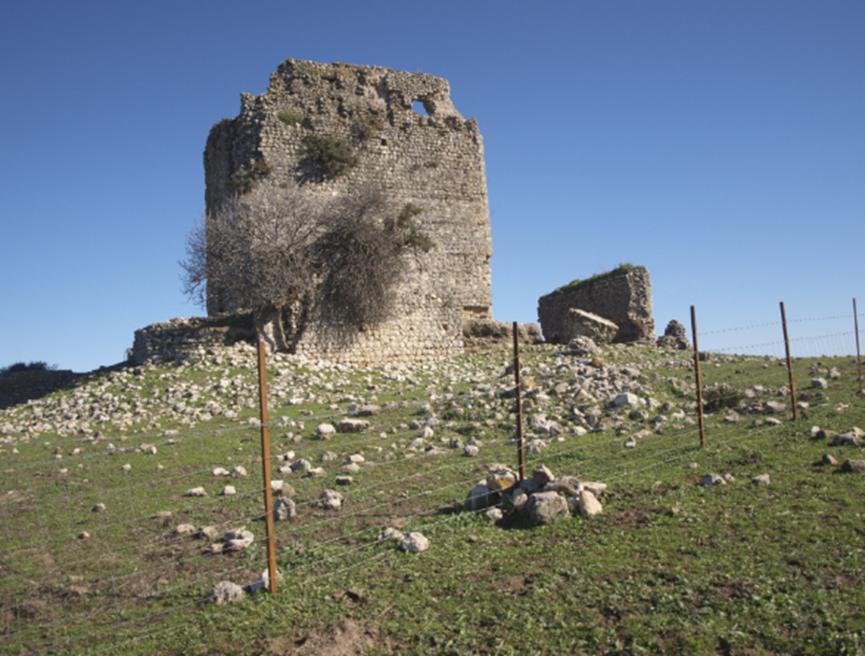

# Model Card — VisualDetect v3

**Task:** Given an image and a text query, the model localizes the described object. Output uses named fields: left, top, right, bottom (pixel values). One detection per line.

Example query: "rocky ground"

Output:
left=1, top=340, right=863, bottom=654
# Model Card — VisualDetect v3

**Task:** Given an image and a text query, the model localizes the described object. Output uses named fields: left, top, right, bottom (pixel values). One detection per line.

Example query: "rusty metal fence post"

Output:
left=779, top=302, right=798, bottom=420
left=854, top=298, right=863, bottom=396
left=256, top=340, right=278, bottom=594
left=690, top=305, right=706, bottom=448
left=512, top=322, right=526, bottom=481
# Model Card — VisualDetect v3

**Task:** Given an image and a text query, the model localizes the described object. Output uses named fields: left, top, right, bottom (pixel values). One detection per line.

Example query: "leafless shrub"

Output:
left=315, top=191, right=432, bottom=328
left=181, top=182, right=432, bottom=350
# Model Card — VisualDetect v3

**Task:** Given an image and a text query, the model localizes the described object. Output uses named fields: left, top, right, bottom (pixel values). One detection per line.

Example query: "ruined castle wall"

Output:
left=204, top=59, right=492, bottom=364
left=537, top=267, right=655, bottom=344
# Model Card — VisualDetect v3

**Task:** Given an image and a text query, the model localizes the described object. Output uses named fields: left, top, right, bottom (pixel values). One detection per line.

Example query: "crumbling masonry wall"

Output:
left=538, top=266, right=655, bottom=344
left=204, top=59, right=493, bottom=364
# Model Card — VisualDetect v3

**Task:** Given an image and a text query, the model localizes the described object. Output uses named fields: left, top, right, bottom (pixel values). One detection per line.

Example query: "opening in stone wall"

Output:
left=411, top=100, right=429, bottom=116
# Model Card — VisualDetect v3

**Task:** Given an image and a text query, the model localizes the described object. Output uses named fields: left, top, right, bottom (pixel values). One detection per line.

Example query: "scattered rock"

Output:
left=485, top=464, right=518, bottom=492
left=657, top=320, right=689, bottom=350
left=316, top=423, right=336, bottom=439
left=565, top=336, right=599, bottom=356
left=700, top=473, right=725, bottom=486
left=831, top=433, right=860, bottom=447
left=337, top=418, right=369, bottom=433
left=531, top=465, right=555, bottom=487
left=185, top=487, right=207, bottom=497
left=399, top=532, right=430, bottom=553
left=174, top=523, right=197, bottom=536
left=380, top=527, right=404, bottom=542
left=822, top=453, right=838, bottom=466
left=751, top=474, right=771, bottom=486
left=197, top=526, right=220, bottom=541
left=613, top=393, right=643, bottom=408
left=840, top=459, right=865, bottom=474
left=223, top=528, right=254, bottom=552
left=576, top=490, right=603, bottom=517
left=523, top=490, right=569, bottom=526
left=91, top=502, right=106, bottom=513
left=485, top=507, right=504, bottom=522
left=221, top=485, right=237, bottom=496
left=209, top=581, right=245, bottom=605
left=320, top=489, right=344, bottom=510
left=273, top=497, right=296, bottom=521
left=465, top=483, right=494, bottom=510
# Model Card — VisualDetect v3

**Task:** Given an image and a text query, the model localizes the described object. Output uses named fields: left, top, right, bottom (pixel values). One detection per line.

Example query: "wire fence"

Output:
left=1, top=299, right=863, bottom=653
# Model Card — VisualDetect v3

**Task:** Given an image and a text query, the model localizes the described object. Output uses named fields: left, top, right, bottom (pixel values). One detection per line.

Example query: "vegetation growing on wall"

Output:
left=229, top=159, right=271, bottom=194
left=300, top=134, right=358, bottom=181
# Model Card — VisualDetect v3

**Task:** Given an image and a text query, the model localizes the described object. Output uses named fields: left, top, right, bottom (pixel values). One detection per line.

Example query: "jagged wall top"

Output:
left=203, top=58, right=493, bottom=364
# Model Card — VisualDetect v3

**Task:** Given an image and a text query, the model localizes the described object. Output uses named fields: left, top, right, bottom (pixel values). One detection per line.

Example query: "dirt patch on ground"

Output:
left=493, top=573, right=535, bottom=595
left=267, top=619, right=378, bottom=656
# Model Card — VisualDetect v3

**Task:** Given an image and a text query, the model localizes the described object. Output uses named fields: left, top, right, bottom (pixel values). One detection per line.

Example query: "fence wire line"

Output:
left=0, top=365, right=805, bottom=559
left=0, top=400, right=852, bottom=652
left=1, top=344, right=844, bottom=563
left=1, top=404, right=716, bottom=598
left=0, top=415, right=710, bottom=584
left=2, top=325, right=862, bottom=651
left=0, top=417, right=522, bottom=556
left=696, top=312, right=863, bottom=336
left=31, top=407, right=830, bottom=655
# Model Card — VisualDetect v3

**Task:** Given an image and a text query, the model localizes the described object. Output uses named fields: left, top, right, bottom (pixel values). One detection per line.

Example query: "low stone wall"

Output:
left=462, top=319, right=542, bottom=352
left=130, top=307, right=464, bottom=367
left=129, top=315, right=256, bottom=365
left=537, top=266, right=655, bottom=344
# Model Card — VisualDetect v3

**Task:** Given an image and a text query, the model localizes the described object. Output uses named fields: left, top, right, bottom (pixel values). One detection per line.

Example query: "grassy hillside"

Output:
left=1, top=341, right=864, bottom=655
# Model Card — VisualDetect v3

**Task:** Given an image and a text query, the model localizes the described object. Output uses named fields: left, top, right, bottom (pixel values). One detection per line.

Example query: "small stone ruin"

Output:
left=656, top=319, right=689, bottom=350
left=537, top=264, right=654, bottom=345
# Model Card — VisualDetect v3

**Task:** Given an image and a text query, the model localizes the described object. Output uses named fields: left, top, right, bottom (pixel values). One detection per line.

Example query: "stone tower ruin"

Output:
left=203, top=58, right=493, bottom=364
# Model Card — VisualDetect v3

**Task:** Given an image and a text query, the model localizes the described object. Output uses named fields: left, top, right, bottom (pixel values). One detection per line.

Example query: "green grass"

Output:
left=1, top=345, right=864, bottom=654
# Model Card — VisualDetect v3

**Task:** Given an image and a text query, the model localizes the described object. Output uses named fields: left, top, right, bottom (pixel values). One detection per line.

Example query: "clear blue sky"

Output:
left=1, top=1, right=863, bottom=371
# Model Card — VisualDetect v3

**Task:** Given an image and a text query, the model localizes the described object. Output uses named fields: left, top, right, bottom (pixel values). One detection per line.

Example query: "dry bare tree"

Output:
left=181, top=181, right=432, bottom=351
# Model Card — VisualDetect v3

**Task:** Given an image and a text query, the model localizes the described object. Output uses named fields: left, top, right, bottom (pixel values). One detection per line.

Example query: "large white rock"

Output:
left=399, top=532, right=430, bottom=553
left=316, top=423, right=336, bottom=439
left=184, top=487, right=207, bottom=497
left=577, top=490, right=603, bottom=517
left=320, top=489, right=343, bottom=510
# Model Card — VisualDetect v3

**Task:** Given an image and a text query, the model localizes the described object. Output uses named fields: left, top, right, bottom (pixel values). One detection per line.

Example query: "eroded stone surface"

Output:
left=538, top=265, right=654, bottom=344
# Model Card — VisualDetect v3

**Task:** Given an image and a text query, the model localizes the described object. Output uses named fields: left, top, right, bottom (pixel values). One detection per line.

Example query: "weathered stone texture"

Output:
left=462, top=319, right=542, bottom=352
left=131, top=316, right=255, bottom=365
left=561, top=308, right=618, bottom=344
left=537, top=266, right=654, bottom=344
left=657, top=319, right=689, bottom=350
left=203, top=58, right=493, bottom=365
